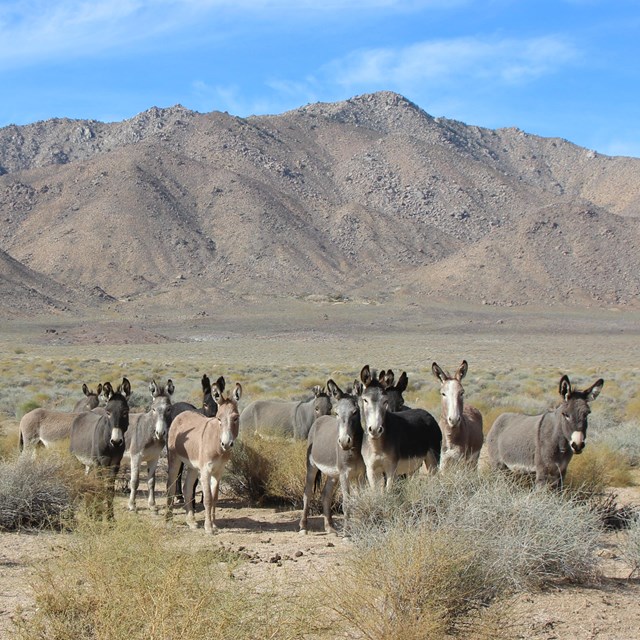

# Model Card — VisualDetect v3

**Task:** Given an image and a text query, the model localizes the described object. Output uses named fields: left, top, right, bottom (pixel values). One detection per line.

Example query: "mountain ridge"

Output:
left=1, top=91, right=639, bottom=318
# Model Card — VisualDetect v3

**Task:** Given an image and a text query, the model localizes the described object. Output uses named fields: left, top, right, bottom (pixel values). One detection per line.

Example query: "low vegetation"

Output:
left=620, top=516, right=640, bottom=578
left=2, top=346, right=640, bottom=638
left=0, top=455, right=80, bottom=531
left=224, top=435, right=309, bottom=506
left=14, top=518, right=328, bottom=640
left=334, top=470, right=602, bottom=639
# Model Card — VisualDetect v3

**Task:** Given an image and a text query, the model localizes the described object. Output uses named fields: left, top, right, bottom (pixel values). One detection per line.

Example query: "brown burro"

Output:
left=166, top=379, right=243, bottom=534
left=431, top=360, right=484, bottom=470
left=486, top=374, right=604, bottom=488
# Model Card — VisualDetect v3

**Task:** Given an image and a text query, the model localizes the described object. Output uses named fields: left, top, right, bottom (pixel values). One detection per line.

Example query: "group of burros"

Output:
left=18, top=363, right=604, bottom=534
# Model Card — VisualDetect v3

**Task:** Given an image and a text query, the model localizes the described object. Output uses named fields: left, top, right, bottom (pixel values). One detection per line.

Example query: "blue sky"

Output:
left=1, top=0, right=639, bottom=157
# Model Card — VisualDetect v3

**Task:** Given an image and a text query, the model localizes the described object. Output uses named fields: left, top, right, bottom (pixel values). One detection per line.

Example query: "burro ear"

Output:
left=233, top=382, right=242, bottom=402
left=215, top=376, right=225, bottom=393
left=103, top=381, right=114, bottom=399
left=82, top=383, right=90, bottom=396
left=432, top=362, right=446, bottom=383
left=166, top=379, right=175, bottom=396
left=559, top=375, right=572, bottom=399
left=312, top=385, right=323, bottom=397
left=360, top=365, right=372, bottom=386
left=96, top=383, right=103, bottom=395
left=201, top=374, right=211, bottom=394
left=456, top=360, right=468, bottom=381
left=353, top=380, right=364, bottom=396
left=120, top=377, right=132, bottom=398
left=327, top=379, right=342, bottom=399
left=585, top=378, right=604, bottom=402
left=149, top=380, right=159, bottom=397
left=397, top=371, right=408, bottom=393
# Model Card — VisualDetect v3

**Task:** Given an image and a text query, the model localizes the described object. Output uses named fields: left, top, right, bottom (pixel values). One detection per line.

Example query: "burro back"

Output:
left=239, top=385, right=331, bottom=439
left=486, top=374, right=604, bottom=488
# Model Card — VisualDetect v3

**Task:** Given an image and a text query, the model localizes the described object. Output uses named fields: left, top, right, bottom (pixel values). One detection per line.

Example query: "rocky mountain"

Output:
left=1, top=91, right=639, bottom=317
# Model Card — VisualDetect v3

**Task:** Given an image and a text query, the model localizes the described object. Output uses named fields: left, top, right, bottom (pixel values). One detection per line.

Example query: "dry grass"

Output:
left=0, top=454, right=81, bottom=531
left=619, top=516, right=640, bottom=578
left=330, top=470, right=603, bottom=640
left=224, top=435, right=309, bottom=506
left=592, top=420, right=640, bottom=467
left=328, top=527, right=510, bottom=640
left=13, top=517, right=328, bottom=640
left=565, top=444, right=633, bottom=492
left=347, top=470, right=602, bottom=591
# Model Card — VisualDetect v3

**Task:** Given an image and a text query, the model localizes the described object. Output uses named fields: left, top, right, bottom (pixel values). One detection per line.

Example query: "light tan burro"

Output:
left=19, top=408, right=84, bottom=453
left=165, top=379, right=242, bottom=533
left=19, top=384, right=105, bottom=453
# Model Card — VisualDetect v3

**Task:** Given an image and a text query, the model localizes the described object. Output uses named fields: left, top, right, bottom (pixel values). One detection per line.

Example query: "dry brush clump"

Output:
left=619, top=515, right=640, bottom=578
left=334, top=469, right=602, bottom=640
left=0, top=454, right=81, bottom=531
left=224, top=435, right=309, bottom=506
left=565, top=443, right=633, bottom=492
left=592, top=419, right=640, bottom=467
left=14, top=517, right=328, bottom=640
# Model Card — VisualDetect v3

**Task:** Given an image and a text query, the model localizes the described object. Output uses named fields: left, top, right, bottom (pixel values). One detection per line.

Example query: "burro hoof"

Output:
left=299, top=528, right=308, bottom=536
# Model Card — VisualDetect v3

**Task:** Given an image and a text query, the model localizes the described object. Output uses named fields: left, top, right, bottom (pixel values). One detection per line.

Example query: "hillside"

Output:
left=1, top=91, right=639, bottom=318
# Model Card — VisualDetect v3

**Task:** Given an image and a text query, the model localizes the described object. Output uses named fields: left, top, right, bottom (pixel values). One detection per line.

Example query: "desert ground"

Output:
left=1, top=299, right=640, bottom=639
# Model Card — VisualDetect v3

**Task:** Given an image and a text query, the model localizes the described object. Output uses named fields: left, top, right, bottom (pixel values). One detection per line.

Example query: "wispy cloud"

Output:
left=326, top=35, right=580, bottom=91
left=0, top=1, right=177, bottom=68
left=191, top=80, right=291, bottom=117
left=600, top=138, right=640, bottom=159
left=0, top=0, right=465, bottom=70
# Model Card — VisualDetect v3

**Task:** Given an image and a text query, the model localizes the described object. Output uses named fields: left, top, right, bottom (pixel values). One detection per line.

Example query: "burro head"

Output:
left=202, top=374, right=223, bottom=417
left=213, top=380, right=242, bottom=452
left=356, top=365, right=388, bottom=439
left=378, top=369, right=409, bottom=412
left=432, top=360, right=468, bottom=429
left=149, top=379, right=174, bottom=441
left=327, top=379, right=361, bottom=450
left=557, top=375, right=604, bottom=454
left=105, top=377, right=131, bottom=448
left=311, top=385, right=332, bottom=419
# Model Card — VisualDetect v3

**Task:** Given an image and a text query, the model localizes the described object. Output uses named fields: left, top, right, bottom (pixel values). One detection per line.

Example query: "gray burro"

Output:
left=239, top=385, right=331, bottom=439
left=486, top=374, right=604, bottom=488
